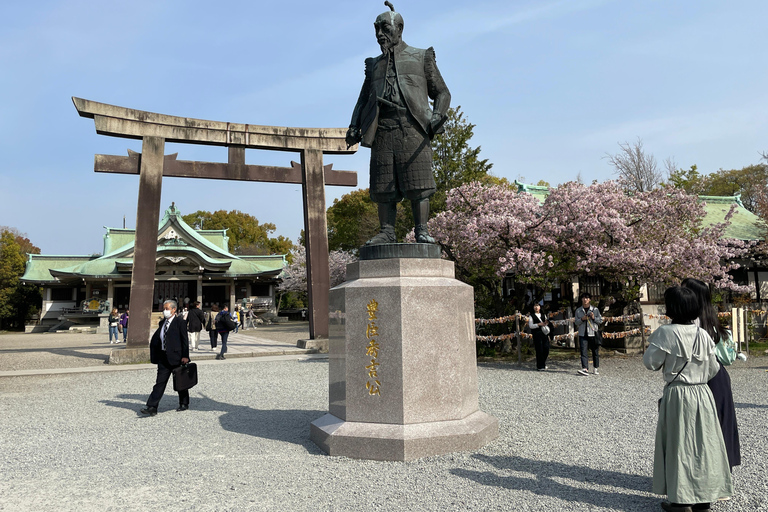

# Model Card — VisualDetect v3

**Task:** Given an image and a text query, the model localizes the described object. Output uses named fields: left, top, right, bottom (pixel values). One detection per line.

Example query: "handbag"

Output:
left=541, top=325, right=550, bottom=335
left=715, top=332, right=737, bottom=366
left=172, top=362, right=198, bottom=391
left=118, top=324, right=123, bottom=333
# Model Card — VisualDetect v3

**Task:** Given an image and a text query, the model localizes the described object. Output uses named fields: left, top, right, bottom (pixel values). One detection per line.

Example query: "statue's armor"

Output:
left=359, top=44, right=432, bottom=146
left=350, top=41, right=450, bottom=202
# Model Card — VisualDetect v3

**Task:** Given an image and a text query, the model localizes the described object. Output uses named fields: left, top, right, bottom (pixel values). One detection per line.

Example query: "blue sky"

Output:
left=1, top=0, right=766, bottom=254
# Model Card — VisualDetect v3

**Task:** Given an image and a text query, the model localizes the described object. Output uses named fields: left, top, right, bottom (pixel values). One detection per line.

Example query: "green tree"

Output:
left=325, top=189, right=411, bottom=252
left=326, top=189, right=379, bottom=252
left=0, top=228, right=41, bottom=330
left=431, top=106, right=494, bottom=213
left=668, top=164, right=703, bottom=193
left=668, top=162, right=768, bottom=213
left=699, top=164, right=768, bottom=212
left=182, top=210, right=292, bottom=255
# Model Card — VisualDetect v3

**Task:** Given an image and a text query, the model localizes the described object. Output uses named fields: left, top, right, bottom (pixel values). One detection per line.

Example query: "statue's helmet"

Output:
left=375, top=1, right=404, bottom=33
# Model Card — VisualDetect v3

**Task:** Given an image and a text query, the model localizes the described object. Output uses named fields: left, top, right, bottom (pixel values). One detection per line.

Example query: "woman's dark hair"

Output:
left=664, top=286, right=700, bottom=323
left=681, top=278, right=727, bottom=343
left=529, top=303, right=543, bottom=318
left=211, top=304, right=219, bottom=312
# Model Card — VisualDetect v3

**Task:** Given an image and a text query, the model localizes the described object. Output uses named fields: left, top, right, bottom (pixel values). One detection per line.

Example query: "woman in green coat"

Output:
left=643, top=286, right=732, bottom=512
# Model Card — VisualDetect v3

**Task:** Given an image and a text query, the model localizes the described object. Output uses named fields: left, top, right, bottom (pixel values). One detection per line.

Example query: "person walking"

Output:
left=682, top=278, right=741, bottom=471
left=574, top=292, right=602, bottom=376
left=206, top=304, right=219, bottom=351
left=108, top=307, right=120, bottom=344
left=643, top=286, right=732, bottom=511
left=528, top=303, right=550, bottom=371
left=119, top=309, right=129, bottom=343
left=215, top=305, right=235, bottom=360
left=186, top=301, right=206, bottom=352
left=140, top=299, right=191, bottom=415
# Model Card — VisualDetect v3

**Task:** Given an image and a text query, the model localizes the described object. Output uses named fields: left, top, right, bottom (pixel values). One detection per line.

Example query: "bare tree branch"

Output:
left=663, top=156, right=678, bottom=180
left=605, top=138, right=662, bottom=193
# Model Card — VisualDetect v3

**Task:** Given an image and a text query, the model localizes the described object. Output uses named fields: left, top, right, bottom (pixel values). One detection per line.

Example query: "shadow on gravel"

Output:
left=100, top=393, right=325, bottom=453
left=477, top=361, right=578, bottom=373
left=450, top=454, right=656, bottom=512
left=734, top=402, right=768, bottom=409
left=49, top=348, right=111, bottom=363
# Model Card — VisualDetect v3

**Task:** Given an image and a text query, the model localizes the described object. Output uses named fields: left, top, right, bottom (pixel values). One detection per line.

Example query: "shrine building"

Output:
left=22, top=204, right=287, bottom=330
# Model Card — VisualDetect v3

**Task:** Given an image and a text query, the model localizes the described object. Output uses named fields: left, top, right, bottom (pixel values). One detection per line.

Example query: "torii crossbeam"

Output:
left=73, top=97, right=358, bottom=348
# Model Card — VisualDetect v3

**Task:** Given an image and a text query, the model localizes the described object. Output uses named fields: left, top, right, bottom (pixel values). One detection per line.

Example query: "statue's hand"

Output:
left=429, top=113, right=445, bottom=138
left=346, top=127, right=361, bottom=148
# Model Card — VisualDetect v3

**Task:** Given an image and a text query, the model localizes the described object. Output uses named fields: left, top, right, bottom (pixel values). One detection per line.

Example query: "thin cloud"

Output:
left=420, top=0, right=614, bottom=42
left=576, top=97, right=768, bottom=149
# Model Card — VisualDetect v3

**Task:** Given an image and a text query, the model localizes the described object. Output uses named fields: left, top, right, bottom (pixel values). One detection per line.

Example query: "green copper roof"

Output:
left=22, top=255, right=96, bottom=283
left=21, top=204, right=287, bottom=283
left=196, top=230, right=229, bottom=251
left=103, top=228, right=136, bottom=254
left=515, top=180, right=550, bottom=203
left=699, top=195, right=765, bottom=241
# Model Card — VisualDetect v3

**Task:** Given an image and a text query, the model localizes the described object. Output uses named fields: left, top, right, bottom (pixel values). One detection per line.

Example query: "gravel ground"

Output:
left=0, top=354, right=765, bottom=512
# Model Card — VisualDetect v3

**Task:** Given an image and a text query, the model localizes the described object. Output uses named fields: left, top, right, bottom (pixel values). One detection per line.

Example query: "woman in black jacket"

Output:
left=528, top=303, right=550, bottom=371
left=682, top=277, right=741, bottom=470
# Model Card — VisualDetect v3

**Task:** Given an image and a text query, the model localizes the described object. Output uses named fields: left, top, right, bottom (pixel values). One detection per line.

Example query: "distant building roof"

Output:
left=22, top=204, right=287, bottom=284
left=698, top=195, right=765, bottom=241
left=514, top=181, right=765, bottom=242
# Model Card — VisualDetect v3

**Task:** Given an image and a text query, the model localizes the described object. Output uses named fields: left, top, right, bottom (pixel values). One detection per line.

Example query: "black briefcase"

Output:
left=172, top=362, right=198, bottom=391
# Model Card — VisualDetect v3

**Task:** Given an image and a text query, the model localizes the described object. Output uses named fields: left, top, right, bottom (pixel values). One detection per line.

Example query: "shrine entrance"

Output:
left=73, top=97, right=358, bottom=348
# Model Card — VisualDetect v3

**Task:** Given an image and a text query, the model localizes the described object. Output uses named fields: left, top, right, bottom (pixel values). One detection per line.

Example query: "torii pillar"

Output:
left=73, top=98, right=357, bottom=351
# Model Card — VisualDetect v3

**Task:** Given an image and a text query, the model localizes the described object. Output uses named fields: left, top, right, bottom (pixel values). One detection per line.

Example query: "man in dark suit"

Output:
left=140, top=299, right=190, bottom=415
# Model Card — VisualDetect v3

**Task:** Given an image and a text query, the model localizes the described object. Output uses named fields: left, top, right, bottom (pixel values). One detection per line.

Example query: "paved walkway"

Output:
left=0, top=323, right=318, bottom=376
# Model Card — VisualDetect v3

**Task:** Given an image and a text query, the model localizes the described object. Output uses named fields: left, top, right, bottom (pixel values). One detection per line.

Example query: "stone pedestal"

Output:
left=310, top=256, right=498, bottom=461
left=96, top=313, right=109, bottom=334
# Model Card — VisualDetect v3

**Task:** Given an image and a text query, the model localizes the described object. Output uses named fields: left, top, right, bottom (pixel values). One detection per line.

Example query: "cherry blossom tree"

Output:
left=428, top=180, right=752, bottom=315
left=427, top=182, right=558, bottom=315
left=276, top=245, right=357, bottom=311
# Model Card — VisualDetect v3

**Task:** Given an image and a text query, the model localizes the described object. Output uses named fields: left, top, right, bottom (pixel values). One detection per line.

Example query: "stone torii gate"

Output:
left=72, top=97, right=357, bottom=350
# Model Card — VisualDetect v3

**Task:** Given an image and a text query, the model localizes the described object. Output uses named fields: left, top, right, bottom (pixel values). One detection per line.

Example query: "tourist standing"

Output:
left=119, top=309, right=129, bottom=342
left=215, top=305, right=235, bottom=360
left=186, top=301, right=206, bottom=352
left=682, top=278, right=741, bottom=470
left=108, top=308, right=120, bottom=344
left=206, top=304, right=219, bottom=351
left=528, top=303, right=550, bottom=371
left=643, top=286, right=731, bottom=510
left=140, top=299, right=190, bottom=415
left=574, top=292, right=602, bottom=376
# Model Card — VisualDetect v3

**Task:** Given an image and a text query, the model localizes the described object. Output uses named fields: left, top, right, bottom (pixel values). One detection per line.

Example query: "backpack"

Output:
left=216, top=312, right=236, bottom=332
